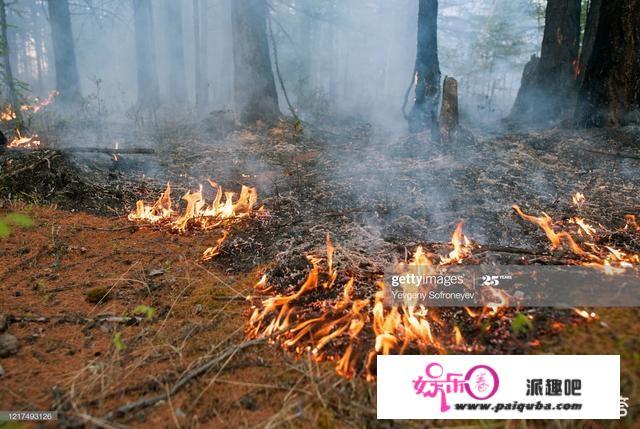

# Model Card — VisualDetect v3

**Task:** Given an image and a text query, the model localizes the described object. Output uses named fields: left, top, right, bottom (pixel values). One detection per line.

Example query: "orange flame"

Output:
left=513, top=203, right=638, bottom=270
left=246, top=223, right=476, bottom=380
left=129, top=180, right=265, bottom=261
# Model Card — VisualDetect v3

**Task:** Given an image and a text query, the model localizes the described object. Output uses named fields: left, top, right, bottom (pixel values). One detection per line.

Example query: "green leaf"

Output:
left=132, top=305, right=156, bottom=321
left=112, top=332, right=127, bottom=351
left=512, top=313, right=534, bottom=335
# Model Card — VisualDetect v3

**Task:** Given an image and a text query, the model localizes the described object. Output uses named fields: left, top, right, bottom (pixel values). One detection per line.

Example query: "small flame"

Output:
left=20, top=90, right=58, bottom=113
left=7, top=130, right=41, bottom=149
left=572, top=192, right=585, bottom=207
left=513, top=203, right=638, bottom=270
left=129, top=181, right=264, bottom=261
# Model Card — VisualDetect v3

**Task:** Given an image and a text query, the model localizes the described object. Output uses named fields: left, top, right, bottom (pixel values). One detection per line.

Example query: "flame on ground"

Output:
left=19, top=91, right=58, bottom=113
left=513, top=203, right=639, bottom=272
left=7, top=130, right=41, bottom=149
left=128, top=180, right=265, bottom=260
left=247, top=223, right=478, bottom=381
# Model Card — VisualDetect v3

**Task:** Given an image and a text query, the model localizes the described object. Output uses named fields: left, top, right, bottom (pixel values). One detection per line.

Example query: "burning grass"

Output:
left=513, top=194, right=639, bottom=272
left=127, top=180, right=268, bottom=260
left=1, top=91, right=57, bottom=149
left=247, top=195, right=639, bottom=381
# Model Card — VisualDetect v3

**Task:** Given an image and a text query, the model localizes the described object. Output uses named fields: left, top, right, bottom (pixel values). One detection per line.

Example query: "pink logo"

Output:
left=412, top=362, right=499, bottom=412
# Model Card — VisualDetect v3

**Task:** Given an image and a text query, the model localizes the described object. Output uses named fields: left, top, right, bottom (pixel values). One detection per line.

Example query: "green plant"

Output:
left=132, top=305, right=156, bottom=321
left=112, top=332, right=127, bottom=351
left=512, top=313, right=534, bottom=336
left=0, top=213, right=33, bottom=237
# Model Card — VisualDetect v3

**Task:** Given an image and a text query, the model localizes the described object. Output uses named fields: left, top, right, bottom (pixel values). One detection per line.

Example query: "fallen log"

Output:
left=61, top=147, right=156, bottom=155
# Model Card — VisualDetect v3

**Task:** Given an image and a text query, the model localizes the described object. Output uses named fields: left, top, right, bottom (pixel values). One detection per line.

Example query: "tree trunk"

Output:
left=439, top=76, right=458, bottom=141
left=0, top=0, right=22, bottom=124
left=407, top=0, right=441, bottom=136
left=231, top=0, right=279, bottom=124
left=133, top=0, right=160, bottom=110
left=578, top=0, right=601, bottom=85
left=575, top=0, right=639, bottom=127
left=31, top=1, right=45, bottom=94
left=509, top=0, right=581, bottom=122
left=194, top=0, right=210, bottom=110
left=193, top=0, right=202, bottom=108
left=47, top=0, right=82, bottom=104
left=166, top=0, right=187, bottom=104
left=200, top=0, right=210, bottom=108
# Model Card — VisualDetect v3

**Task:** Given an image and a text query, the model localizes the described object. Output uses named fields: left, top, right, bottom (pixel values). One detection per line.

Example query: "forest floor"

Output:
left=0, top=117, right=639, bottom=428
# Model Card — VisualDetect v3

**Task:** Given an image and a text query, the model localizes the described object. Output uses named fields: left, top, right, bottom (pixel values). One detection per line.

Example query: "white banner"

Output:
left=377, top=355, right=620, bottom=419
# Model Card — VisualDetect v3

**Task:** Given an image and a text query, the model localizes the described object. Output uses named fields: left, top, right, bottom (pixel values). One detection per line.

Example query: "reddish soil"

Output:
left=1, top=204, right=638, bottom=428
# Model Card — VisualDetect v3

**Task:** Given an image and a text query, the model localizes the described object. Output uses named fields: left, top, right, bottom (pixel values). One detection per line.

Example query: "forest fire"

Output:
left=513, top=203, right=639, bottom=272
left=128, top=181, right=265, bottom=260
left=19, top=90, right=58, bottom=113
left=7, top=130, right=41, bottom=149
left=247, top=224, right=480, bottom=380
left=247, top=197, right=639, bottom=380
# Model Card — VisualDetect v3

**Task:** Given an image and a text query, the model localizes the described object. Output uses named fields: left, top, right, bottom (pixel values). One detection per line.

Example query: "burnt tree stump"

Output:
left=439, top=76, right=459, bottom=141
left=0, top=130, right=7, bottom=152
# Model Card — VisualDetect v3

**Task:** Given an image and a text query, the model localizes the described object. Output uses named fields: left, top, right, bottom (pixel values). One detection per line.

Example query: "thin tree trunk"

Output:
left=0, top=0, right=22, bottom=124
left=166, top=0, right=187, bottom=104
left=133, top=0, right=160, bottom=110
left=509, top=0, right=581, bottom=122
left=47, top=0, right=82, bottom=104
left=200, top=0, right=210, bottom=108
left=231, top=0, right=279, bottom=124
left=193, top=0, right=203, bottom=108
left=407, top=0, right=441, bottom=136
left=32, top=2, right=45, bottom=94
left=575, top=0, right=640, bottom=127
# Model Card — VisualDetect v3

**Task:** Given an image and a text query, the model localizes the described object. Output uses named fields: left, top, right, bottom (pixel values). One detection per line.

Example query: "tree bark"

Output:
left=47, top=0, right=82, bottom=104
left=509, top=0, right=581, bottom=122
left=575, top=0, right=640, bottom=127
left=407, top=0, right=441, bottom=136
left=0, top=0, right=22, bottom=124
left=231, top=0, right=279, bottom=124
left=439, top=76, right=458, bottom=141
left=133, top=0, right=160, bottom=110
left=578, top=0, right=601, bottom=85
left=166, top=0, right=187, bottom=104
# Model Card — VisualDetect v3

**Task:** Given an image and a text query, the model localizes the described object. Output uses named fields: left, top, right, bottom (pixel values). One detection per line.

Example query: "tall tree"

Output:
left=200, top=0, right=210, bottom=107
left=48, top=0, right=82, bottom=104
left=193, top=0, right=210, bottom=109
left=0, top=0, right=22, bottom=123
left=509, top=0, right=581, bottom=122
left=166, top=0, right=187, bottom=104
left=575, top=0, right=639, bottom=127
left=406, top=0, right=441, bottom=135
left=133, top=0, right=160, bottom=110
left=231, top=0, right=279, bottom=124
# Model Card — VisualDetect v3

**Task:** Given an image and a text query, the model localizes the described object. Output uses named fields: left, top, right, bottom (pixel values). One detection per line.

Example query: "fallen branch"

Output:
left=477, top=245, right=548, bottom=256
left=100, top=338, right=265, bottom=421
left=583, top=148, right=640, bottom=161
left=61, top=147, right=156, bottom=155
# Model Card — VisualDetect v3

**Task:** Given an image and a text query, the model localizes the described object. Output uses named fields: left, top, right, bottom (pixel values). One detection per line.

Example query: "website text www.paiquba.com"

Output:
left=454, top=401, right=583, bottom=413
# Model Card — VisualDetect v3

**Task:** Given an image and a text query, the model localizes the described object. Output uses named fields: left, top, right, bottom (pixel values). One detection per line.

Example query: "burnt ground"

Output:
left=0, top=116, right=639, bottom=428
